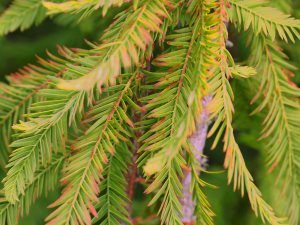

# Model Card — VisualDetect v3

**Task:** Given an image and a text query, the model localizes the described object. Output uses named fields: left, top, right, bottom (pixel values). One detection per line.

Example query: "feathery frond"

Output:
left=249, top=35, right=300, bottom=225
left=0, top=70, right=46, bottom=169
left=0, top=154, right=65, bottom=225
left=207, top=1, right=283, bottom=224
left=0, top=0, right=46, bottom=35
left=46, top=73, right=135, bottom=225
left=139, top=1, right=215, bottom=223
left=56, top=0, right=170, bottom=92
left=228, top=0, right=300, bottom=42
left=43, top=0, right=129, bottom=17
left=92, top=142, right=132, bottom=225
left=3, top=89, right=86, bottom=203
left=0, top=54, right=71, bottom=170
left=0, top=0, right=299, bottom=224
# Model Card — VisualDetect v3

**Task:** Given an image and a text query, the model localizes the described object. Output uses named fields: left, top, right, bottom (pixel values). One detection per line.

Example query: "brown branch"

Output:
left=126, top=142, right=139, bottom=203
left=124, top=69, right=146, bottom=223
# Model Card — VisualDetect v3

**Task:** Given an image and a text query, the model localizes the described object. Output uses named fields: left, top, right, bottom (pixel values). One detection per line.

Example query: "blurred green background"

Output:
left=0, top=1, right=299, bottom=225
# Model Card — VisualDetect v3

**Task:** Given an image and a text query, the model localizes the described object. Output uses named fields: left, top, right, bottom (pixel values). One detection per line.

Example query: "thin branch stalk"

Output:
left=181, top=96, right=211, bottom=224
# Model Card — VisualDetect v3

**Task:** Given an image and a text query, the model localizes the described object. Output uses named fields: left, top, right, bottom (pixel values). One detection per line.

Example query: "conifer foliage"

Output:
left=0, top=0, right=299, bottom=225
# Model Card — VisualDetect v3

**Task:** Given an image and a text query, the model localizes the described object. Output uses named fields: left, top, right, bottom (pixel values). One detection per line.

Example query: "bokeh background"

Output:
left=0, top=0, right=299, bottom=224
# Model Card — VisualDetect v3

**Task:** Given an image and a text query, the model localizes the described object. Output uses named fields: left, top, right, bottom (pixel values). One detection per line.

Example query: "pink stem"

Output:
left=181, top=96, right=211, bottom=224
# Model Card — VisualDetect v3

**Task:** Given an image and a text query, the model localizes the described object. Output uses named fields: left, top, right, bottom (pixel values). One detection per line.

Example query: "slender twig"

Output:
left=181, top=96, right=211, bottom=224
left=124, top=68, right=146, bottom=224
left=126, top=141, right=139, bottom=207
